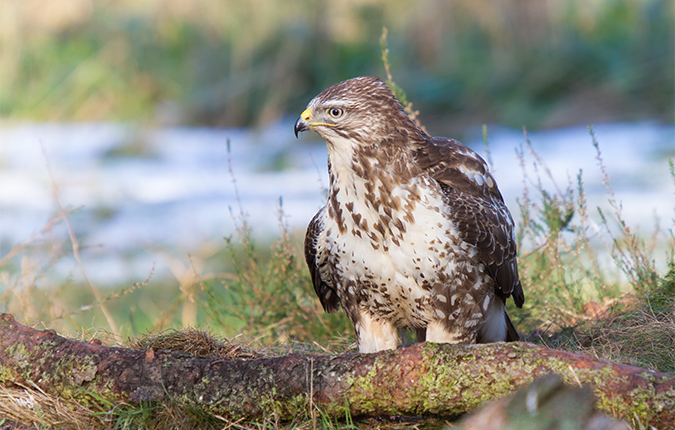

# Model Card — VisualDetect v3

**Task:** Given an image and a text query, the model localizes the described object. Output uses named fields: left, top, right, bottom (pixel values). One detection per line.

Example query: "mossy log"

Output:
left=0, top=313, right=673, bottom=427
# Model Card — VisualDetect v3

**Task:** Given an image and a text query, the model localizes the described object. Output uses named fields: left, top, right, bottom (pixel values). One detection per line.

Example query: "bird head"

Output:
left=294, top=76, right=415, bottom=144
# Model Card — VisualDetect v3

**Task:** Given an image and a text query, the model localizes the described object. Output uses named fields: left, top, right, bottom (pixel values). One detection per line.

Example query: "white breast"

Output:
left=321, top=167, right=462, bottom=326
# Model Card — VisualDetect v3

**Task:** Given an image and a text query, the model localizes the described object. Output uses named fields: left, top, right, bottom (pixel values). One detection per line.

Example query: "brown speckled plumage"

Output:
left=295, top=76, right=524, bottom=353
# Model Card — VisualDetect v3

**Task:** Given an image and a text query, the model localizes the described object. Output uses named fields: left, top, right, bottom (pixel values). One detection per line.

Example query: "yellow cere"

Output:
left=301, top=108, right=312, bottom=122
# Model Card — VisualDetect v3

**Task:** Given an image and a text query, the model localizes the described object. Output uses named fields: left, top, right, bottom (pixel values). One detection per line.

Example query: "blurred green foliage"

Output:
left=1, top=0, right=672, bottom=130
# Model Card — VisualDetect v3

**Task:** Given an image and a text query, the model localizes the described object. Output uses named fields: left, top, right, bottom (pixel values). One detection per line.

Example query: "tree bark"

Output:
left=0, top=313, right=673, bottom=427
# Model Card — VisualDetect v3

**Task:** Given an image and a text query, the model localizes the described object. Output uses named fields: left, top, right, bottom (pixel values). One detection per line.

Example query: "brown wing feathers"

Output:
left=304, top=211, right=339, bottom=312
left=413, top=137, right=524, bottom=308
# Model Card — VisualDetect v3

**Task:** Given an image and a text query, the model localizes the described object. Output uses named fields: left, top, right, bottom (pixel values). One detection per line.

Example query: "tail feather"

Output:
left=505, top=312, right=520, bottom=342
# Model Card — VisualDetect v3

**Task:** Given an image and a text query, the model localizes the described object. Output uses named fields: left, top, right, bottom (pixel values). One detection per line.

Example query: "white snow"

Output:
left=0, top=120, right=672, bottom=284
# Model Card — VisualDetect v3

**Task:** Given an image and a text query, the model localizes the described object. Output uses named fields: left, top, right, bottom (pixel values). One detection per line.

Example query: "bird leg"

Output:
left=354, top=311, right=397, bottom=353
left=426, top=320, right=475, bottom=344
left=415, top=327, right=426, bottom=343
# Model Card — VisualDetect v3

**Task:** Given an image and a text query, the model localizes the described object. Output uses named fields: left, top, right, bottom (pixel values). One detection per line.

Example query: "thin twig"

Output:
left=310, top=357, right=316, bottom=430
left=40, top=142, right=118, bottom=334
left=482, top=124, right=494, bottom=169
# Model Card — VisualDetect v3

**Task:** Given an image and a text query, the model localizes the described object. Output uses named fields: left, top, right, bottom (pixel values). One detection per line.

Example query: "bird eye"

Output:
left=327, top=108, right=344, bottom=118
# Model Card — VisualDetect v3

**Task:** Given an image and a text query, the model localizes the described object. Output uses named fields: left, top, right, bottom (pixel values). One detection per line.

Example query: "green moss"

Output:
left=345, top=355, right=387, bottom=414
left=508, top=347, right=675, bottom=425
left=258, top=392, right=310, bottom=421
left=418, top=345, right=463, bottom=412
left=6, top=339, right=116, bottom=408
left=4, top=343, right=48, bottom=385
left=0, top=364, right=15, bottom=383
left=421, top=344, right=533, bottom=414
left=593, top=379, right=675, bottom=427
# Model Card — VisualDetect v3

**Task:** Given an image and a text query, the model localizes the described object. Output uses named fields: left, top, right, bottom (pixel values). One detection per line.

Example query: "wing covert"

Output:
left=414, top=137, right=524, bottom=307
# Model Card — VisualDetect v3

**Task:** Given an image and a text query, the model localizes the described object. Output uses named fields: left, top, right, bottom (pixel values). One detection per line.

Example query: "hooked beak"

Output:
left=294, top=118, right=309, bottom=138
left=294, top=108, right=312, bottom=138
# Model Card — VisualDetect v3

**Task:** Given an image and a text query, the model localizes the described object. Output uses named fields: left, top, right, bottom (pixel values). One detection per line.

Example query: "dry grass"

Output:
left=540, top=265, right=675, bottom=372
left=0, top=383, right=102, bottom=429
left=128, top=327, right=261, bottom=360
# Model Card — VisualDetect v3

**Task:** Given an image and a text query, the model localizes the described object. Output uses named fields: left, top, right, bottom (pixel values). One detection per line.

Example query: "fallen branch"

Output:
left=0, top=314, right=672, bottom=427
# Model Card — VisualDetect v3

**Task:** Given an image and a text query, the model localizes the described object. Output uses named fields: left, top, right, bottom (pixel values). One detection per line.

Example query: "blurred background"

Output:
left=0, top=0, right=673, bottom=336
left=1, top=0, right=672, bottom=129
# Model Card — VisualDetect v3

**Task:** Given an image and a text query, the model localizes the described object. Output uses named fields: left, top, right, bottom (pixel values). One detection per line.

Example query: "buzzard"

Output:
left=294, top=76, right=524, bottom=353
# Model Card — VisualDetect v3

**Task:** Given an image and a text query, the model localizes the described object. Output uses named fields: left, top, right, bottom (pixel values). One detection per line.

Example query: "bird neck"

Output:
left=325, top=139, right=417, bottom=199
